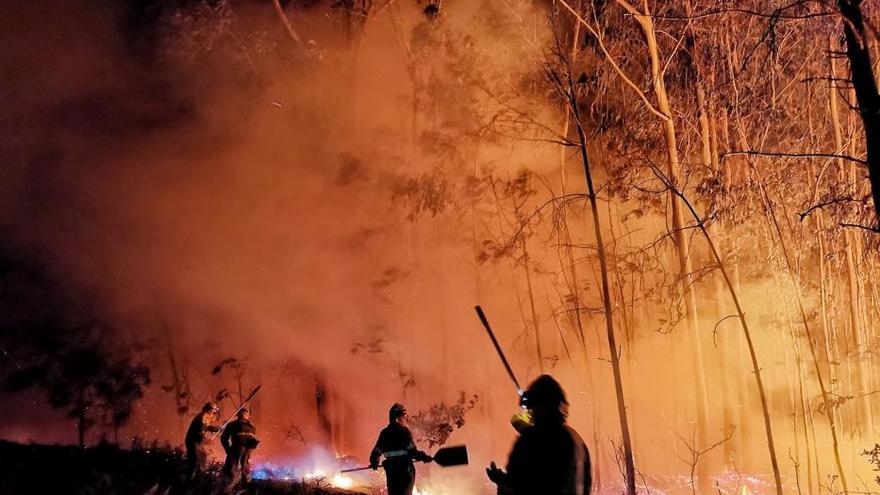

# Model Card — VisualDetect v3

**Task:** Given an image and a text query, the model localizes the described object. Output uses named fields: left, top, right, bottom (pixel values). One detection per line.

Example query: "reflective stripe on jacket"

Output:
left=369, top=422, right=431, bottom=466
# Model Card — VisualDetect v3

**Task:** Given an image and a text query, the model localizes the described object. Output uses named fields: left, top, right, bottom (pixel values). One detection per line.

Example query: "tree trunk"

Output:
left=718, top=104, right=750, bottom=460
left=687, top=19, right=724, bottom=482
left=633, top=8, right=710, bottom=491
left=521, top=239, right=545, bottom=373
left=569, top=77, right=637, bottom=495
left=791, top=314, right=817, bottom=495
left=741, top=123, right=852, bottom=493
left=838, top=0, right=880, bottom=227
left=830, top=35, right=873, bottom=437
left=665, top=182, right=783, bottom=495
left=734, top=122, right=849, bottom=494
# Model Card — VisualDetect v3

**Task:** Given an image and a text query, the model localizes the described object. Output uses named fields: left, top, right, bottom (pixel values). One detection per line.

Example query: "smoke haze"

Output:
left=3, top=1, right=878, bottom=493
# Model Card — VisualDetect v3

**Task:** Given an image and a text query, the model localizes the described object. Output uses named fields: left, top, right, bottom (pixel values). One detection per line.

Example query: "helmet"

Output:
left=389, top=403, right=407, bottom=422
left=203, top=402, right=220, bottom=414
left=520, top=375, right=567, bottom=410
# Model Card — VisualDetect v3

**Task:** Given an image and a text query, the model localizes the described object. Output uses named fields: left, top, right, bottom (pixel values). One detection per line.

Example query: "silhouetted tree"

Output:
left=5, top=327, right=150, bottom=447
left=0, top=243, right=150, bottom=447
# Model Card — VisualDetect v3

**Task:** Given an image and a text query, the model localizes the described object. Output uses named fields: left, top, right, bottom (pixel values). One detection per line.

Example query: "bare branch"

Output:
left=840, top=222, right=880, bottom=233
left=556, top=0, right=670, bottom=122
left=272, top=0, right=308, bottom=53
left=722, top=150, right=869, bottom=166
left=798, top=196, right=857, bottom=220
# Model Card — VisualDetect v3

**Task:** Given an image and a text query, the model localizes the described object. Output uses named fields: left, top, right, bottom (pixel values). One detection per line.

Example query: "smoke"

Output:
left=1, top=0, right=558, bottom=484
left=7, top=2, right=871, bottom=493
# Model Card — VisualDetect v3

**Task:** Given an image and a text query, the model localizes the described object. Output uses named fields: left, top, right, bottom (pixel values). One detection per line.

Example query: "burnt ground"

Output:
left=0, top=441, right=358, bottom=495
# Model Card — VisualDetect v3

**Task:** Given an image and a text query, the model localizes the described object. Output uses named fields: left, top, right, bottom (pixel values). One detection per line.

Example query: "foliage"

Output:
left=5, top=325, right=151, bottom=445
left=0, top=440, right=347, bottom=495
left=0, top=245, right=150, bottom=446
left=863, top=443, right=880, bottom=487
left=409, top=392, right=479, bottom=448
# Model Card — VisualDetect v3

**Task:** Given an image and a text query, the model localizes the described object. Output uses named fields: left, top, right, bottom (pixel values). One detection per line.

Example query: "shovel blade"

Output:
left=433, top=445, right=468, bottom=467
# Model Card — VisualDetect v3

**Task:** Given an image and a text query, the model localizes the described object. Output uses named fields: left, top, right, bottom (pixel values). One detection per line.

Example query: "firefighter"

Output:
left=184, top=402, right=221, bottom=478
left=369, top=403, right=432, bottom=495
left=221, top=408, right=260, bottom=485
left=486, top=375, right=592, bottom=495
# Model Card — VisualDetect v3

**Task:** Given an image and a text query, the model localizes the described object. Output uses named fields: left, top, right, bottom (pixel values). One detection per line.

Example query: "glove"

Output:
left=370, top=461, right=379, bottom=471
left=486, top=461, right=506, bottom=484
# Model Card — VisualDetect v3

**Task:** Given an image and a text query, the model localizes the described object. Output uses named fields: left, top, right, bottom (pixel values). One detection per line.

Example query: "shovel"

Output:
left=340, top=445, right=469, bottom=473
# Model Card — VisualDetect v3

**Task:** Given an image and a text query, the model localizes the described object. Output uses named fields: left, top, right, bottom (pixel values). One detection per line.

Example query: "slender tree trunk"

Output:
left=558, top=0, right=582, bottom=195
left=559, top=219, right=588, bottom=347
left=816, top=210, right=842, bottom=428
left=521, top=239, right=545, bottom=373
left=656, top=170, right=782, bottom=495
left=718, top=104, right=748, bottom=460
left=556, top=1, right=588, bottom=349
left=830, top=36, right=873, bottom=437
left=783, top=299, right=813, bottom=495
left=735, top=121, right=850, bottom=492
left=631, top=10, right=710, bottom=489
left=608, top=201, right=633, bottom=347
left=793, top=317, right=817, bottom=495
left=569, top=78, right=637, bottom=495
left=809, top=73, right=844, bottom=439
left=738, top=128, right=850, bottom=493
left=686, top=22, right=724, bottom=482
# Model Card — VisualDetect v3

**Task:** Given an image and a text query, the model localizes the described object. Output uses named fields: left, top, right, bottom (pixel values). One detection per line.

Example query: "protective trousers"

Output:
left=223, top=446, right=253, bottom=484
left=185, top=442, right=208, bottom=478
left=384, top=462, right=415, bottom=495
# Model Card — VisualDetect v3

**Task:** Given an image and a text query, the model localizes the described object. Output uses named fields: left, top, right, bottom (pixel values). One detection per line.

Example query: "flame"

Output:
left=255, top=464, right=358, bottom=490
left=302, top=469, right=327, bottom=481
left=331, top=473, right=355, bottom=489
left=413, top=486, right=448, bottom=495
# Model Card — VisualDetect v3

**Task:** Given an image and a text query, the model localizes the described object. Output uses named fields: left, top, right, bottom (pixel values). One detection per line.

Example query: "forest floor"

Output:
left=0, top=441, right=362, bottom=495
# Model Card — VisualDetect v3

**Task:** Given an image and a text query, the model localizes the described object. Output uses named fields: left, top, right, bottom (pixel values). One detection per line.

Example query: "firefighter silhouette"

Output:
left=184, top=402, right=220, bottom=479
left=369, top=403, right=432, bottom=495
left=487, top=375, right=592, bottom=495
left=221, top=408, right=259, bottom=485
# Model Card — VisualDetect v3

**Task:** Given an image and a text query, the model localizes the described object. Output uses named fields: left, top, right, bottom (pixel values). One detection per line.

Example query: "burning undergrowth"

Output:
left=248, top=394, right=479, bottom=493
left=250, top=446, right=371, bottom=493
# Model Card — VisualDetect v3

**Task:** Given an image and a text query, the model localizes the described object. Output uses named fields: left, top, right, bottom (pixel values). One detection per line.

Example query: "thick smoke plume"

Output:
left=0, top=0, right=553, bottom=485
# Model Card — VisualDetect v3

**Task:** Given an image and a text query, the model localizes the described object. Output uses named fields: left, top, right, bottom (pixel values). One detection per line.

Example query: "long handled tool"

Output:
left=211, top=384, right=262, bottom=439
left=475, top=305, right=522, bottom=394
left=340, top=445, right=469, bottom=473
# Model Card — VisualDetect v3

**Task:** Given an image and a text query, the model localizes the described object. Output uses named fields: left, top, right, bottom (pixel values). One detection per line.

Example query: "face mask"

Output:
left=510, top=409, right=533, bottom=432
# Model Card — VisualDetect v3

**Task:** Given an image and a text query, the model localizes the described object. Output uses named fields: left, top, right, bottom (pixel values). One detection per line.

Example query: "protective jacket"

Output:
left=503, top=422, right=591, bottom=495
left=370, top=422, right=430, bottom=495
left=184, top=412, right=219, bottom=477
left=221, top=418, right=259, bottom=483
left=186, top=412, right=219, bottom=447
